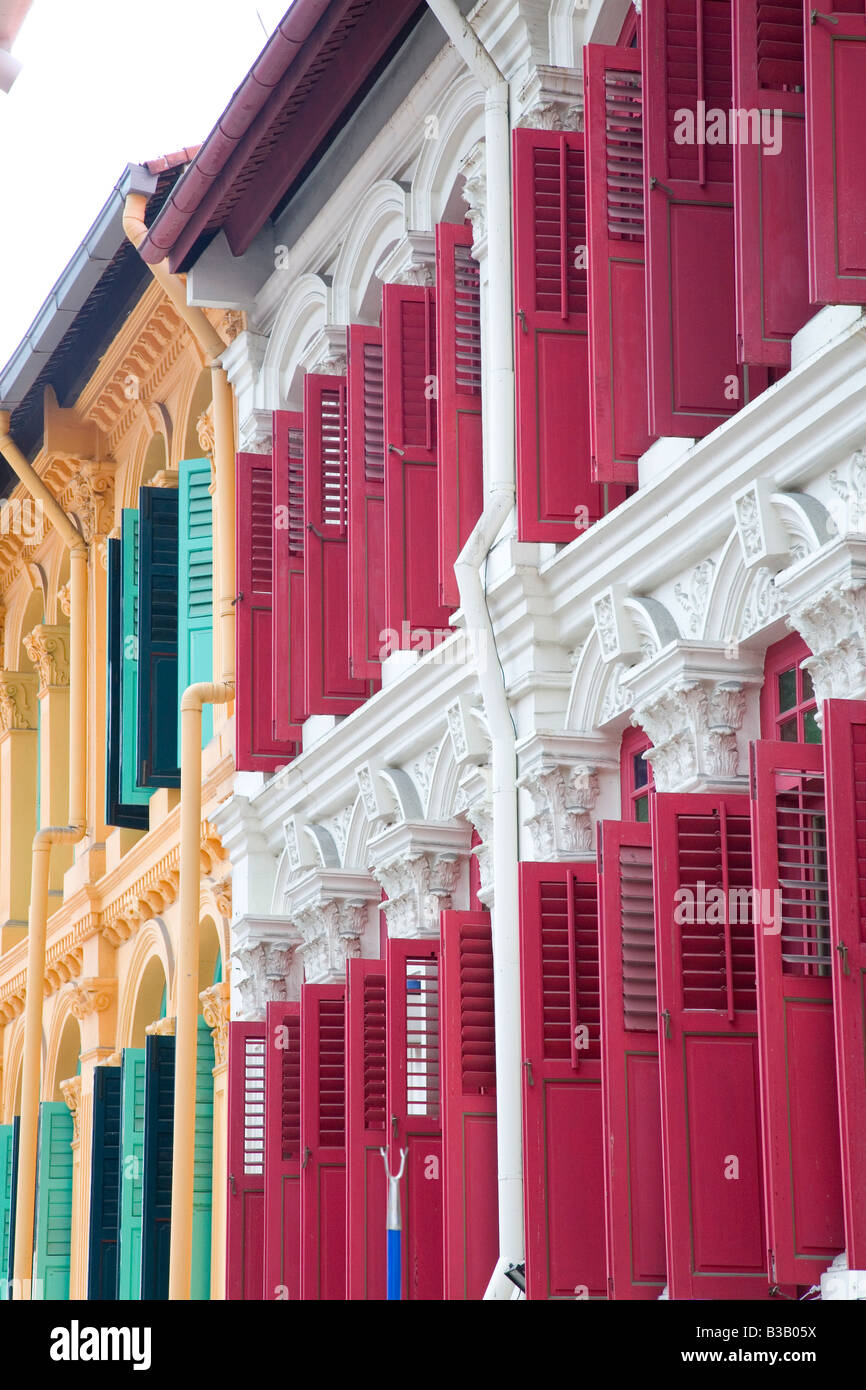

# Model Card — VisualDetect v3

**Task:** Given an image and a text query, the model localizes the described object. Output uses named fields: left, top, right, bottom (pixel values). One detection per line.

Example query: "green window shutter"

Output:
left=32, top=1102, right=73, bottom=1300
left=137, top=486, right=181, bottom=788
left=120, top=511, right=152, bottom=808
left=0, top=1123, right=14, bottom=1287
left=116, top=1047, right=145, bottom=1300
left=107, top=535, right=149, bottom=828
left=191, top=1017, right=215, bottom=1300
left=178, top=458, right=214, bottom=749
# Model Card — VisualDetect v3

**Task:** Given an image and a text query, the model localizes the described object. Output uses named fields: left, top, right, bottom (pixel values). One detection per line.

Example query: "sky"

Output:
left=0, top=0, right=291, bottom=366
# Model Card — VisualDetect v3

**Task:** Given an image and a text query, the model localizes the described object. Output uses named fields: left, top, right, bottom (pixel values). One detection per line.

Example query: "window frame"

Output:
left=760, top=633, right=818, bottom=742
left=620, top=724, right=655, bottom=822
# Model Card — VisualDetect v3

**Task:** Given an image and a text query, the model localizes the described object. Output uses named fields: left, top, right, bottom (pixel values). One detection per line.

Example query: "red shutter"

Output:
left=300, top=982, right=347, bottom=1300
left=585, top=44, right=654, bottom=485
left=264, top=1001, right=302, bottom=1301
left=303, top=373, right=369, bottom=715
left=347, top=325, right=386, bottom=682
left=597, top=820, right=666, bottom=1299
left=435, top=223, right=484, bottom=607
left=345, top=957, right=387, bottom=1301
left=806, top=7, right=866, bottom=305
left=823, top=699, right=866, bottom=1268
left=272, top=410, right=307, bottom=740
left=236, top=452, right=299, bottom=771
left=385, top=935, right=444, bottom=1300
left=652, top=792, right=772, bottom=1299
left=226, top=1020, right=266, bottom=1300
left=440, top=910, right=498, bottom=1300
left=519, top=861, right=606, bottom=1300
left=514, top=128, right=628, bottom=540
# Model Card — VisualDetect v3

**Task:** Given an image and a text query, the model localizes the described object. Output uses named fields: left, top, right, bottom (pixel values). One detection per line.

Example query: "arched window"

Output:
left=620, top=724, right=654, bottom=821
left=760, top=633, right=819, bottom=742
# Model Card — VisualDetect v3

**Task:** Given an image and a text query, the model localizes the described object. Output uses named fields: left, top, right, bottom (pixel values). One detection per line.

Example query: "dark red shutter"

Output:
left=272, top=410, right=307, bottom=740
left=519, top=861, right=606, bottom=1300
left=264, top=1001, right=302, bottom=1301
left=585, top=44, right=654, bottom=484
left=345, top=957, right=387, bottom=1301
left=300, top=982, right=347, bottom=1300
left=435, top=223, right=484, bottom=607
left=440, top=910, right=498, bottom=1300
left=347, top=325, right=386, bottom=682
left=597, top=820, right=666, bottom=1299
left=226, top=1020, right=266, bottom=1300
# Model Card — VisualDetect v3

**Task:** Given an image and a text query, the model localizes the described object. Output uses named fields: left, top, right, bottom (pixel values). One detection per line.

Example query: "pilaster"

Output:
left=0, top=669, right=37, bottom=947
left=777, top=537, right=866, bottom=709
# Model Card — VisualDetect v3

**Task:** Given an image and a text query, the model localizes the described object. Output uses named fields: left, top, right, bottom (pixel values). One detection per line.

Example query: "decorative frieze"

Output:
left=200, top=981, right=230, bottom=1068
left=369, top=820, right=471, bottom=938
left=0, top=669, right=38, bottom=732
left=23, top=624, right=70, bottom=691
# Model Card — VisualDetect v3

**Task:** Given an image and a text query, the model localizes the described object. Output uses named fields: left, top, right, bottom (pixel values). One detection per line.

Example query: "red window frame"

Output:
left=760, top=633, right=818, bottom=743
left=620, top=725, right=654, bottom=822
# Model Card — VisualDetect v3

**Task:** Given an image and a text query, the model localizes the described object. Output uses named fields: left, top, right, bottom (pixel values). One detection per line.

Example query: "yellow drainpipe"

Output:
left=0, top=415, right=88, bottom=1297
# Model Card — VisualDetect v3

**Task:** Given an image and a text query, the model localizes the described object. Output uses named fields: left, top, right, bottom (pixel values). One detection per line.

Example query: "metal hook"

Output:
left=379, top=1146, right=408, bottom=1182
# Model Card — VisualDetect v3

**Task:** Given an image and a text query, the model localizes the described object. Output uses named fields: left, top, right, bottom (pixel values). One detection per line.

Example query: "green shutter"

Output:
left=0, top=1124, right=13, bottom=1288
left=116, top=1047, right=145, bottom=1300
left=120, top=511, right=151, bottom=807
left=178, top=458, right=214, bottom=749
left=191, top=1016, right=215, bottom=1300
left=32, top=1102, right=73, bottom=1300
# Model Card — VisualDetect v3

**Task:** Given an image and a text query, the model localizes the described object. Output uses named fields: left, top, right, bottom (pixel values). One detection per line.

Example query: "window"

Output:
left=761, top=633, right=819, bottom=742
left=620, top=725, right=654, bottom=822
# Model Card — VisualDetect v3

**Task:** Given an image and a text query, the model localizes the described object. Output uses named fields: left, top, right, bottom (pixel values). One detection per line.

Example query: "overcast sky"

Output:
left=0, top=0, right=291, bottom=366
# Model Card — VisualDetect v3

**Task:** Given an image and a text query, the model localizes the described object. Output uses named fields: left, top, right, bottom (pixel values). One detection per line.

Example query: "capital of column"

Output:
left=0, top=669, right=38, bottom=732
left=517, top=732, right=617, bottom=860
left=368, top=819, right=472, bottom=938
left=285, top=868, right=379, bottom=984
left=778, top=536, right=866, bottom=707
left=230, top=914, right=303, bottom=1020
left=376, top=231, right=436, bottom=288
left=200, top=981, right=230, bottom=1068
left=23, top=623, right=70, bottom=692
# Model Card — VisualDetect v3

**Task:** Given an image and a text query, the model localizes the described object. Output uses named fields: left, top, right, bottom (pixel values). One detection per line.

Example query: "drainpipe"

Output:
left=425, top=0, right=524, bottom=1298
left=0, top=417, right=89, bottom=1297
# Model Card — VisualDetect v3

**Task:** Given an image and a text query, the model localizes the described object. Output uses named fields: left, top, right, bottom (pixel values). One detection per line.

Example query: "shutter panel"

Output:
left=272, top=410, right=307, bottom=741
left=750, top=740, right=843, bottom=1285
left=805, top=7, right=866, bottom=304
left=120, top=510, right=150, bottom=807
left=303, top=372, right=369, bottom=713
left=519, top=861, right=606, bottom=1300
left=597, top=820, right=666, bottom=1299
left=177, top=457, right=214, bottom=749
left=435, top=224, right=484, bottom=607
left=105, top=536, right=149, bottom=829
left=513, top=127, right=628, bottom=541
left=4, top=1118, right=19, bottom=1300
left=585, top=44, right=654, bottom=484
left=191, top=1017, right=215, bottom=1301
left=236, top=452, right=299, bottom=772
left=347, top=326, right=387, bottom=681
left=264, top=1000, right=302, bottom=1301
left=116, top=1047, right=145, bottom=1301
left=32, top=1102, right=73, bottom=1300
left=137, top=486, right=180, bottom=787
left=652, top=791, right=772, bottom=1298
left=0, top=1124, right=14, bottom=1288
left=386, top=936, right=444, bottom=1300
left=141, top=1032, right=175, bottom=1300
left=226, top=1019, right=266, bottom=1300
left=346, top=957, right=387, bottom=1300
left=300, top=982, right=347, bottom=1301
left=823, top=699, right=866, bottom=1267
left=441, top=910, right=498, bottom=1301
left=382, top=283, right=453, bottom=642
left=87, top=1065, right=122, bottom=1300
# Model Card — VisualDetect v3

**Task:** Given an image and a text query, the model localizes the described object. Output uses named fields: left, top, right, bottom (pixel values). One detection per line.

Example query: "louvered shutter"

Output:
left=226, top=1020, right=266, bottom=1300
left=597, top=821, right=666, bottom=1299
left=177, top=457, right=214, bottom=749
left=519, top=861, right=606, bottom=1300
left=87, top=1065, right=122, bottom=1300
left=652, top=791, right=772, bottom=1299
left=347, top=326, right=386, bottom=681
left=32, top=1102, right=73, bottom=1300
left=236, top=452, right=299, bottom=772
left=435, top=224, right=484, bottom=607
left=105, top=536, right=149, bottom=829
left=4, top=1118, right=18, bottom=1300
left=440, top=910, right=498, bottom=1301
left=805, top=7, right=866, bottom=304
left=0, top=1124, right=14, bottom=1288
left=264, top=1000, right=301, bottom=1301
left=304, top=373, right=370, bottom=713
left=141, top=1032, right=175, bottom=1300
left=137, top=486, right=180, bottom=787
left=191, top=1017, right=215, bottom=1301
left=823, top=699, right=866, bottom=1268
left=300, top=983, right=347, bottom=1301
left=382, top=283, right=452, bottom=642
left=346, top=958, right=387, bottom=1300
left=116, top=1047, right=145, bottom=1301
left=120, top=510, right=150, bottom=806
left=273, top=410, right=308, bottom=741
left=750, top=740, right=843, bottom=1285
left=585, top=45, right=654, bottom=484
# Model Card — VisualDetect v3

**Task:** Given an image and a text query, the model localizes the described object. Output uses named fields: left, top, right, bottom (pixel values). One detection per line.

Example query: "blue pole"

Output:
left=381, top=1147, right=407, bottom=1301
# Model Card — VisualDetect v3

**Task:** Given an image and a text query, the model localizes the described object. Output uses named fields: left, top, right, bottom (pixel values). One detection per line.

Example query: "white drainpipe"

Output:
left=425, top=0, right=524, bottom=1298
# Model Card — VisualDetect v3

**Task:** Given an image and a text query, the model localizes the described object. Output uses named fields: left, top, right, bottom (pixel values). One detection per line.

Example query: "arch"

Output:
left=15, top=582, right=45, bottom=669
left=410, top=71, right=485, bottom=232
left=426, top=734, right=461, bottom=821
left=181, top=369, right=213, bottom=462
left=119, top=919, right=172, bottom=1047
left=330, top=179, right=407, bottom=326
left=260, top=273, right=329, bottom=412
left=48, top=1010, right=82, bottom=1102
left=2, top=1017, right=25, bottom=1121
left=342, top=794, right=371, bottom=870
left=198, top=913, right=222, bottom=997
left=140, top=429, right=168, bottom=488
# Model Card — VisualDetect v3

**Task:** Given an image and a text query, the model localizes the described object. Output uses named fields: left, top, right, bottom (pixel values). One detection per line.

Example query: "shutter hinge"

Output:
left=229, top=1172, right=237, bottom=1196
left=523, top=1057, right=534, bottom=1087
left=230, top=592, right=244, bottom=606
left=517, top=308, right=527, bottom=334
left=661, top=1008, right=672, bottom=1041
left=836, top=941, right=850, bottom=976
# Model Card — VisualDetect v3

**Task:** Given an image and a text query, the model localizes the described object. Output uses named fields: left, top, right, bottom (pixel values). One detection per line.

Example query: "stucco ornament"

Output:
left=520, top=760, right=600, bottom=858
left=200, top=981, right=230, bottom=1068
left=60, top=1076, right=83, bottom=1144
left=634, top=679, right=747, bottom=791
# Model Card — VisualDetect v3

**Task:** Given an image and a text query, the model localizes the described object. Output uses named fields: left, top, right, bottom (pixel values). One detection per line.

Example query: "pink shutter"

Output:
left=300, top=982, right=347, bottom=1301
left=272, top=410, right=307, bottom=739
left=597, top=820, right=666, bottom=1299
left=345, top=957, right=387, bottom=1301
left=347, top=325, right=386, bottom=682
left=264, top=1001, right=302, bottom=1301
left=386, top=935, right=444, bottom=1300
left=226, top=1020, right=266, bottom=1300
left=806, top=7, right=866, bottom=305
left=519, top=861, right=606, bottom=1300
left=435, top=223, right=484, bottom=607
left=585, top=44, right=654, bottom=484
left=440, top=910, right=498, bottom=1300
left=303, top=373, right=369, bottom=715
left=236, top=452, right=299, bottom=771
left=823, top=699, right=866, bottom=1267
left=514, top=127, right=628, bottom=540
